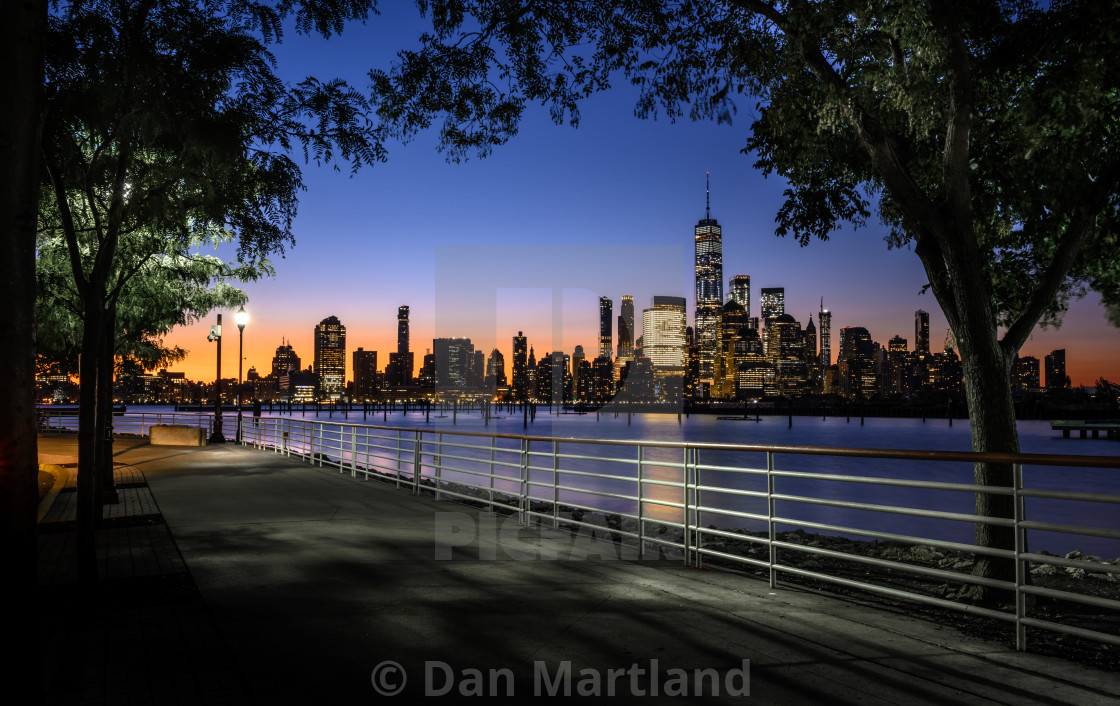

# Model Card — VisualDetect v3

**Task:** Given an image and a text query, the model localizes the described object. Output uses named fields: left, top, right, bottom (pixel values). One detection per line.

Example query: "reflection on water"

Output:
left=126, top=406, right=1120, bottom=557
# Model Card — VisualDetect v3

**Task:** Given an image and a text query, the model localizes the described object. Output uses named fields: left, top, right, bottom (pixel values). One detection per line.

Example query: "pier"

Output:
left=1051, top=420, right=1120, bottom=439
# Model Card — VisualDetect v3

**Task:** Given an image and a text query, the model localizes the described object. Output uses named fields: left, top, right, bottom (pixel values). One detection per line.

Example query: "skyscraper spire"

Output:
left=705, top=171, right=710, bottom=220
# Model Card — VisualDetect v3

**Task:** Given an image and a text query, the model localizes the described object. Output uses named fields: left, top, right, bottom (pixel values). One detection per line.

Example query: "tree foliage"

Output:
left=39, top=0, right=387, bottom=581
left=371, top=1, right=1119, bottom=339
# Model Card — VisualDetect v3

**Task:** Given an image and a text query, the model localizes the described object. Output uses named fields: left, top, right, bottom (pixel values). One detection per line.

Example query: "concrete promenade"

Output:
left=38, top=435, right=1120, bottom=703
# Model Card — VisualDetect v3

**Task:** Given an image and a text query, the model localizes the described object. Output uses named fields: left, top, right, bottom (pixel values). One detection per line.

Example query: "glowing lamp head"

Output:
left=235, top=306, right=249, bottom=330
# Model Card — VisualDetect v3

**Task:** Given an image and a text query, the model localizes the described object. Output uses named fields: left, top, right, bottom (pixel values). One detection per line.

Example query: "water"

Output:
left=94, top=404, right=1120, bottom=557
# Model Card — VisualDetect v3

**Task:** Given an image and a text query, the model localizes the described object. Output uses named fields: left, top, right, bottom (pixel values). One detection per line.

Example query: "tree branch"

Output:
left=930, top=1, right=973, bottom=226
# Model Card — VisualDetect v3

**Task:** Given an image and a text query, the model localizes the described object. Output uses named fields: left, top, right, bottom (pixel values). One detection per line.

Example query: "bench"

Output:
left=149, top=424, right=208, bottom=446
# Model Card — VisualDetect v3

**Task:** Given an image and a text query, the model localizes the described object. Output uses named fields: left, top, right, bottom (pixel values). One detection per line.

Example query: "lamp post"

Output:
left=235, top=306, right=249, bottom=443
left=208, top=315, right=225, bottom=443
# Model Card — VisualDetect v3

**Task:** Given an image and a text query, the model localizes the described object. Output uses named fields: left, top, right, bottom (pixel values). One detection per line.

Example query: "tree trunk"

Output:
left=96, top=303, right=118, bottom=509
left=0, top=0, right=46, bottom=697
left=944, top=251, right=1020, bottom=604
left=77, top=298, right=106, bottom=582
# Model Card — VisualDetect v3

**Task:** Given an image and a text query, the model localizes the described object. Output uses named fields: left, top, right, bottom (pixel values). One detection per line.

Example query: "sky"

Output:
left=160, top=6, right=1120, bottom=387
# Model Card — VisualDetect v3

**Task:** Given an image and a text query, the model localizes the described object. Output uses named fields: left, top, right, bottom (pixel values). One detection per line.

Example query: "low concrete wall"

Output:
left=149, top=424, right=207, bottom=447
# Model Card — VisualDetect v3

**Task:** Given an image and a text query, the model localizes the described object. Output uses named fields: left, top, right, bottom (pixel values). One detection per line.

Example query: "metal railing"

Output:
left=37, top=408, right=218, bottom=437
left=56, top=410, right=1120, bottom=653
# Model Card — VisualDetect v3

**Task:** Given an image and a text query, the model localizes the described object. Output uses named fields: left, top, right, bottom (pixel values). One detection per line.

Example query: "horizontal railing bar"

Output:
left=551, top=468, right=637, bottom=483
left=1018, top=617, right=1120, bottom=648
left=555, top=453, right=639, bottom=465
left=1019, top=552, right=1120, bottom=574
left=771, top=540, right=1011, bottom=590
left=766, top=517, right=1018, bottom=560
left=694, top=484, right=769, bottom=500
left=769, top=493, right=1017, bottom=527
left=763, top=471, right=1016, bottom=496
left=1017, top=521, right=1120, bottom=540
left=1018, top=584, right=1120, bottom=611
left=695, top=545, right=773, bottom=570
left=1019, top=488, right=1120, bottom=504
left=772, top=565, right=1015, bottom=622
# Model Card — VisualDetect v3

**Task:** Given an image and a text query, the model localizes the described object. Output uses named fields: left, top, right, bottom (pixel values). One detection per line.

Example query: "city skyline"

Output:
left=154, top=8, right=1119, bottom=387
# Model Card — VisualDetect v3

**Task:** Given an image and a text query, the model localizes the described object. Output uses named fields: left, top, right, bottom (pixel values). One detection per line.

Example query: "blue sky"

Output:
left=161, top=6, right=1120, bottom=386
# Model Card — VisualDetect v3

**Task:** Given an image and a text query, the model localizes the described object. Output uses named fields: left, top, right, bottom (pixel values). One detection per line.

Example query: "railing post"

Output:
left=549, top=439, right=558, bottom=529
left=682, top=446, right=690, bottom=567
left=412, top=430, right=421, bottom=495
left=767, top=451, right=776, bottom=589
left=351, top=425, right=357, bottom=478
left=689, top=452, right=698, bottom=569
left=488, top=436, right=496, bottom=514
left=396, top=429, right=403, bottom=489
left=1014, top=462, right=1026, bottom=652
left=361, top=426, right=369, bottom=480
left=638, top=445, right=645, bottom=561
left=434, top=432, right=444, bottom=500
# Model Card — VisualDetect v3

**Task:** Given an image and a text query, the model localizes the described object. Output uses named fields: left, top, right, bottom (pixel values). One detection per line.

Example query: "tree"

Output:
left=40, top=0, right=384, bottom=581
left=0, top=0, right=46, bottom=697
left=368, top=0, right=1120, bottom=594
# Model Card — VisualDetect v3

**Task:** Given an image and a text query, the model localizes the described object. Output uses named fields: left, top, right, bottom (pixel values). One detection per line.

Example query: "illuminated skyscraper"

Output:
left=617, top=295, right=635, bottom=360
left=760, top=287, right=785, bottom=326
left=819, top=299, right=832, bottom=368
left=915, top=309, right=930, bottom=358
left=1045, top=349, right=1067, bottom=389
left=271, top=338, right=301, bottom=378
left=512, top=331, right=528, bottom=401
left=695, top=173, right=723, bottom=381
left=486, top=349, right=506, bottom=390
left=314, top=315, right=346, bottom=399
left=642, top=296, right=688, bottom=370
left=599, top=297, right=613, bottom=359
left=805, top=315, right=817, bottom=365
left=728, top=275, right=750, bottom=315
left=713, top=299, right=747, bottom=399
left=388, top=305, right=414, bottom=387
left=433, top=337, right=474, bottom=389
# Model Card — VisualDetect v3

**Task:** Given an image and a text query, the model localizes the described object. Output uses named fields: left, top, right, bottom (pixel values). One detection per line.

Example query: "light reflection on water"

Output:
left=132, top=405, right=1120, bottom=557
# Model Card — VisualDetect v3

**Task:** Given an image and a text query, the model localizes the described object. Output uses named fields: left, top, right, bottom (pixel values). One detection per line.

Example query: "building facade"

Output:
left=694, top=173, right=723, bottom=382
left=617, top=295, right=635, bottom=360
left=599, top=296, right=613, bottom=360
left=352, top=347, right=378, bottom=400
left=313, top=315, right=346, bottom=399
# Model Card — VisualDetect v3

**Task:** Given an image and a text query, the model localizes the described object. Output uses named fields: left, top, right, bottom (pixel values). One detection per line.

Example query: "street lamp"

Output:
left=207, top=315, right=225, bottom=443
left=235, top=306, right=249, bottom=443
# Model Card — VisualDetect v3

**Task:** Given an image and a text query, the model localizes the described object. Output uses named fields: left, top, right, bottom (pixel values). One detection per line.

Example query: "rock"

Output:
left=1066, top=550, right=1084, bottom=560
left=911, top=545, right=943, bottom=560
left=1065, top=567, right=1087, bottom=579
left=951, top=561, right=974, bottom=571
left=800, top=559, right=823, bottom=570
left=1031, top=564, right=1059, bottom=576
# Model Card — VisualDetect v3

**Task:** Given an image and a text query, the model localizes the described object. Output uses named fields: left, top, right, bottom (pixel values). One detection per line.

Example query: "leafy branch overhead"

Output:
left=370, top=1, right=1120, bottom=354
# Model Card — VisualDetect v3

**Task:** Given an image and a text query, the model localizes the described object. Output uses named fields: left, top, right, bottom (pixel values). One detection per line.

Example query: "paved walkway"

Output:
left=38, top=436, right=1120, bottom=703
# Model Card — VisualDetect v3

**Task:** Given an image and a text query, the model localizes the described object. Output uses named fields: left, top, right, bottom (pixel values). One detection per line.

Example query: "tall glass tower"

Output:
left=819, top=299, right=832, bottom=368
left=915, top=309, right=930, bottom=358
left=617, top=295, right=635, bottom=360
left=728, top=275, right=750, bottom=314
left=694, top=172, right=723, bottom=381
left=314, top=315, right=346, bottom=399
left=599, top=297, right=613, bottom=359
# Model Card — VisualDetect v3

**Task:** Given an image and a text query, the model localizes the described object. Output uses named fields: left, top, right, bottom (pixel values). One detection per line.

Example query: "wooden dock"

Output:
left=1051, top=420, right=1120, bottom=440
